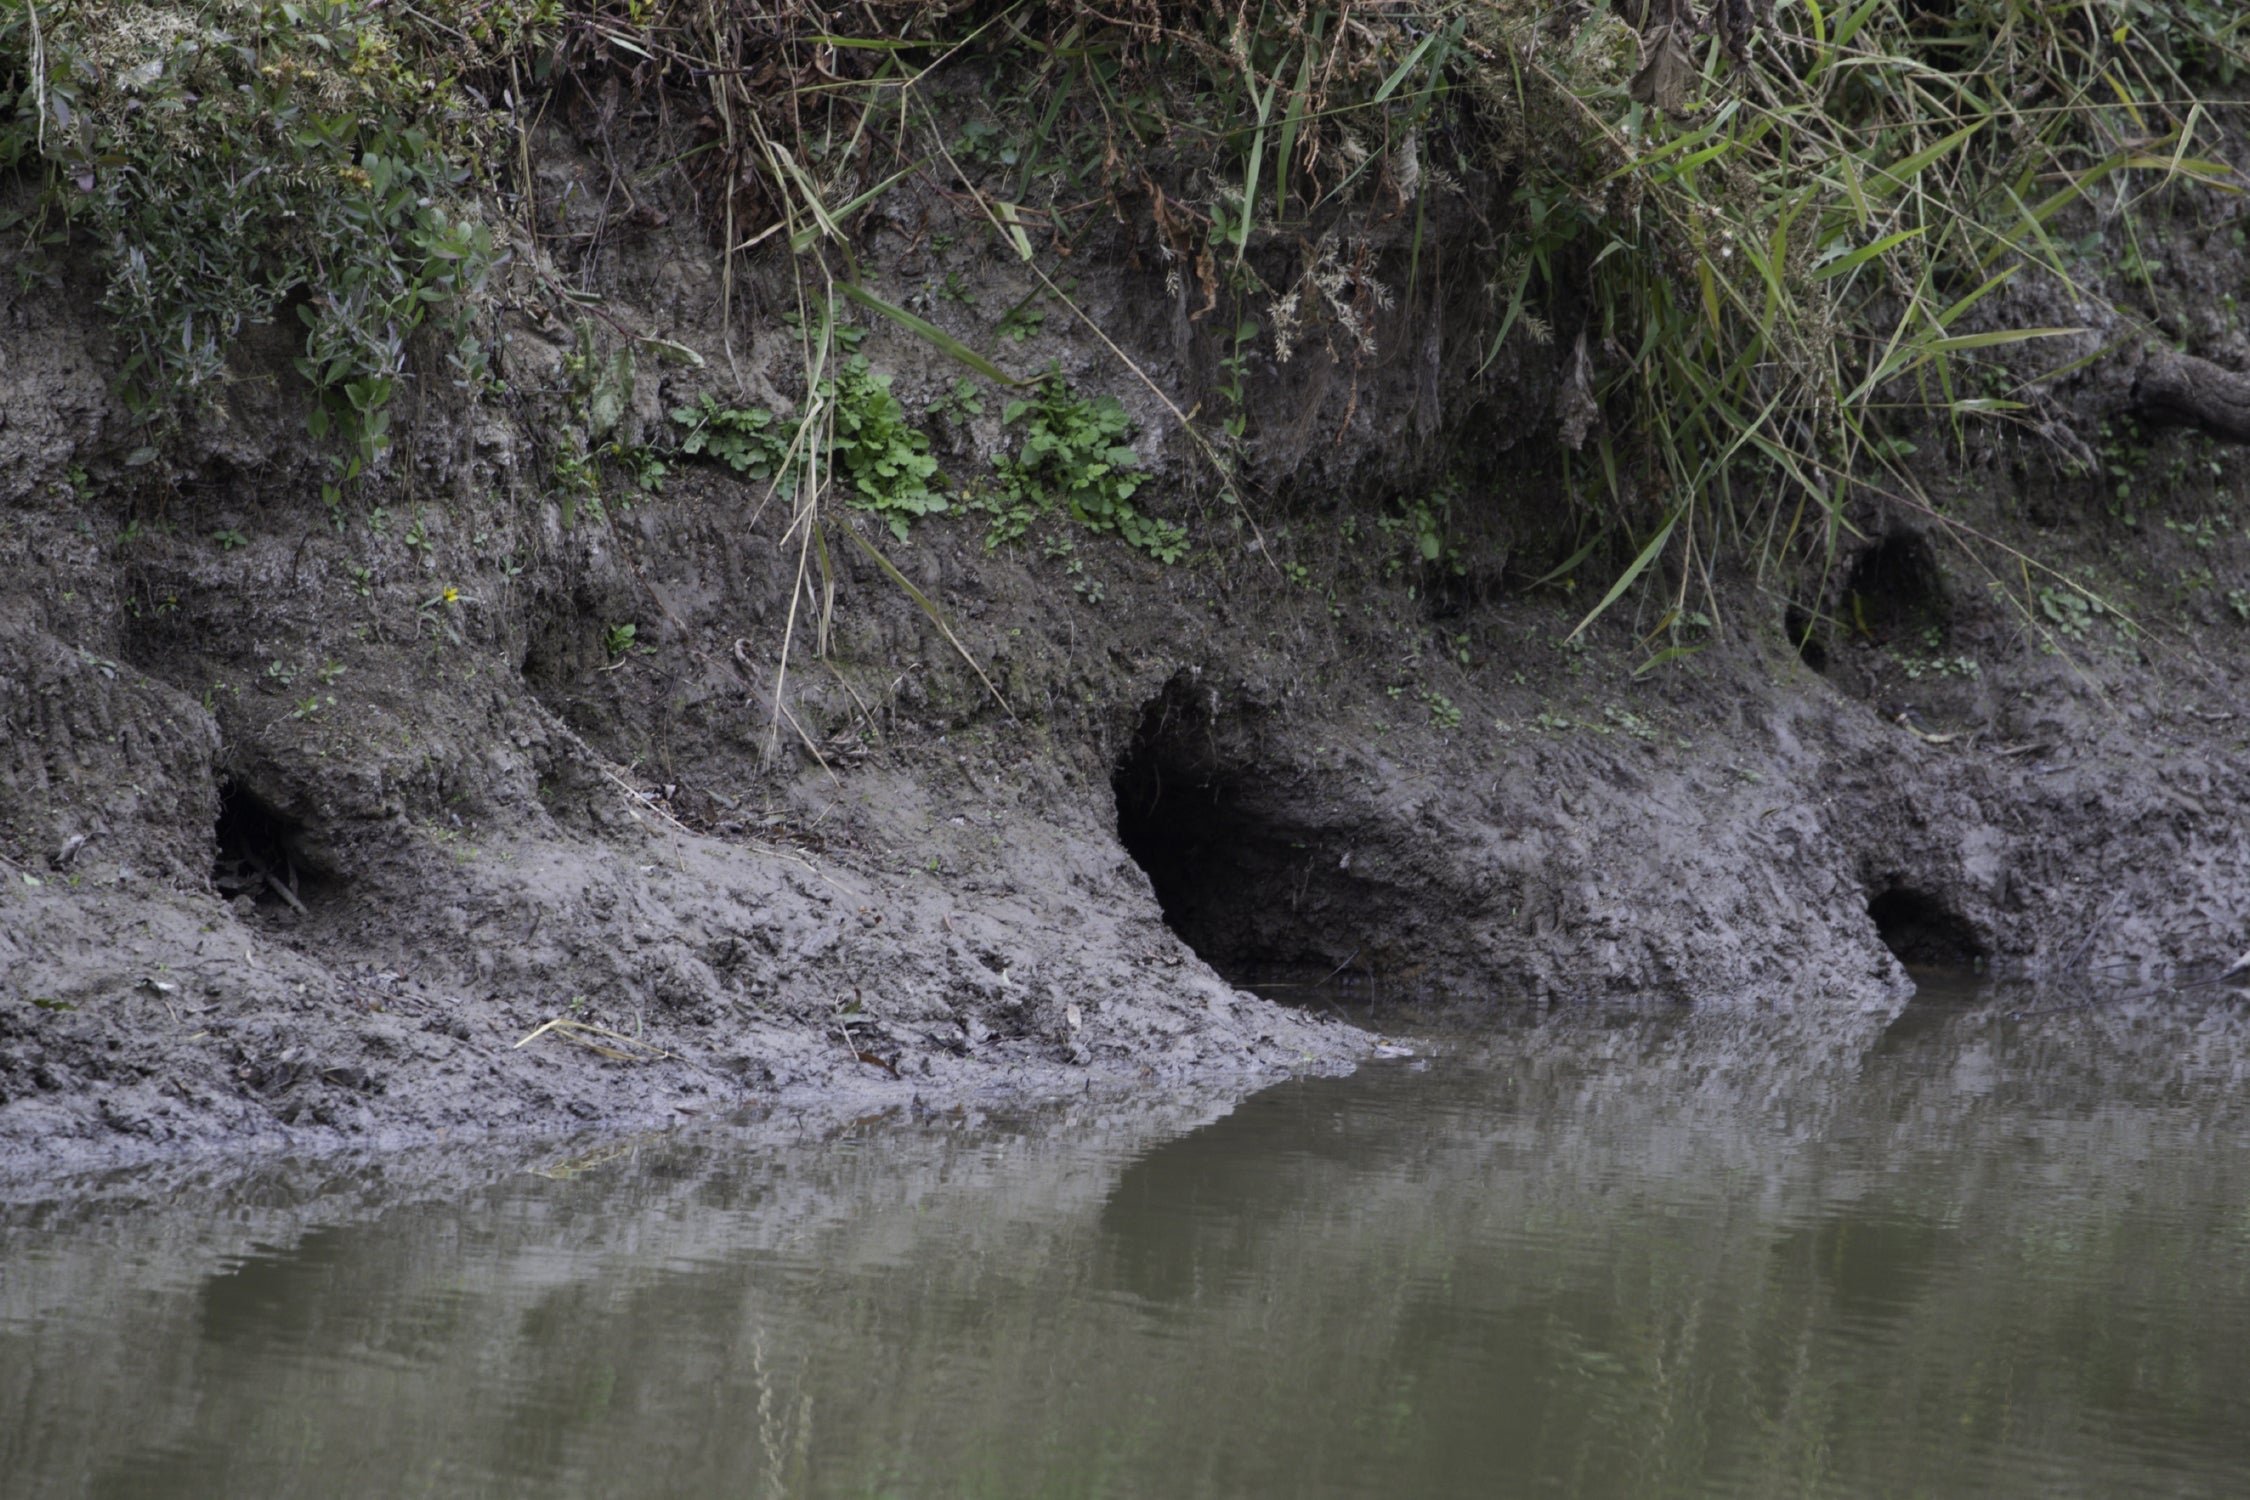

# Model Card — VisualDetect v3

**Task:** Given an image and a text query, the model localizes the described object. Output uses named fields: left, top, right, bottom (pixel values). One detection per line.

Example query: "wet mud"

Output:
left=8, top=128, right=2250, bottom=1180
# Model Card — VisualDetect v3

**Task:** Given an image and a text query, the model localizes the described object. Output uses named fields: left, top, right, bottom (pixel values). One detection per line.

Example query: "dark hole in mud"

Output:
left=1112, top=686, right=1366, bottom=991
left=1785, top=604, right=1829, bottom=673
left=1841, top=533, right=1948, bottom=647
left=214, top=781, right=329, bottom=916
left=1867, top=886, right=1982, bottom=968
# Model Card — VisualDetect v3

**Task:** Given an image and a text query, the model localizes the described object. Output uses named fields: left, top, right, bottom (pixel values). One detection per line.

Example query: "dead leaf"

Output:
left=1630, top=24, right=1697, bottom=117
left=1716, top=0, right=1770, bottom=66
left=1556, top=330, right=1599, bottom=451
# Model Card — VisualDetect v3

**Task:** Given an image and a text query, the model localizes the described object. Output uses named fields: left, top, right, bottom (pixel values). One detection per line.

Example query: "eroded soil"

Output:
left=9, top=123, right=2250, bottom=1179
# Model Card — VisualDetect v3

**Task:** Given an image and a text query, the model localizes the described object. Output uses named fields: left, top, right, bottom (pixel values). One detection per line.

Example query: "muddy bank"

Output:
left=11, top=102, right=2250, bottom=1180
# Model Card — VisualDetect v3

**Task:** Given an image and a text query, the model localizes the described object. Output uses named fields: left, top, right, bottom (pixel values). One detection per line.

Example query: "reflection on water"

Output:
left=8, top=977, right=2250, bottom=1498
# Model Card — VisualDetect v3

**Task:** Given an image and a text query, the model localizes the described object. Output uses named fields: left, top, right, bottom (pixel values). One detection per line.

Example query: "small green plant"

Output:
left=953, top=118, right=1019, bottom=167
left=783, top=306, right=866, bottom=351
left=672, top=395, right=797, bottom=488
left=1423, top=691, right=1461, bottom=730
left=611, top=442, right=670, bottom=494
left=674, top=360, right=949, bottom=541
left=548, top=438, right=603, bottom=529
left=2037, top=585, right=2107, bottom=641
left=2165, top=516, right=2223, bottom=551
left=211, top=528, right=247, bottom=553
left=1214, top=319, right=1259, bottom=441
left=1602, top=706, right=1660, bottom=742
left=1895, top=654, right=1981, bottom=681
left=996, top=301, right=1046, bottom=344
left=990, top=374, right=1183, bottom=561
left=826, top=356, right=945, bottom=542
left=603, top=622, right=640, bottom=659
left=1405, top=489, right=1459, bottom=571
left=926, top=378, right=986, bottom=424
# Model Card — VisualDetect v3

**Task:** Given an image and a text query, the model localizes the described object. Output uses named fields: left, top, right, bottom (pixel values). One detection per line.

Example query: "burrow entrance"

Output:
left=1791, top=531, right=1953, bottom=674
left=1841, top=531, right=1949, bottom=647
left=1868, top=884, right=1982, bottom=968
left=214, top=780, right=333, bottom=918
left=1112, top=680, right=1372, bottom=987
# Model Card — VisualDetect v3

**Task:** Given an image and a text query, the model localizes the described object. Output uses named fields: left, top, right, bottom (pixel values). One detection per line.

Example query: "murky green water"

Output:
left=9, top=978, right=2250, bottom=1498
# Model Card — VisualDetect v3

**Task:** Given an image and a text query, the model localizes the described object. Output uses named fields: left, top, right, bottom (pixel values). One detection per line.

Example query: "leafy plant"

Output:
left=673, top=359, right=948, bottom=542
left=993, top=375, right=1183, bottom=561
left=1895, top=653, right=1980, bottom=681
left=2038, top=586, right=2102, bottom=642
left=612, top=444, right=670, bottom=494
left=996, top=301, right=1046, bottom=345
left=826, top=356, right=946, bottom=542
left=926, top=378, right=986, bottom=424
left=672, top=395, right=797, bottom=489
left=0, top=0, right=496, bottom=475
left=1214, top=319, right=1259, bottom=441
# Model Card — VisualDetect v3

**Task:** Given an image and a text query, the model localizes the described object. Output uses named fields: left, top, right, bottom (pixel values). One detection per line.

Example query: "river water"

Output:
left=7, top=976, right=2250, bottom=1498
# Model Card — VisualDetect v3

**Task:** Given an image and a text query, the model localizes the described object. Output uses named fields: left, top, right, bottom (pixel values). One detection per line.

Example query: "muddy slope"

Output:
left=10, top=117, right=2250, bottom=1175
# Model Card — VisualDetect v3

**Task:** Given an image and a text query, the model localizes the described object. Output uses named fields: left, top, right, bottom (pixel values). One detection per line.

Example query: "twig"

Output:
left=515, top=1016, right=677, bottom=1061
left=2062, top=890, right=2125, bottom=973
left=262, top=871, right=310, bottom=918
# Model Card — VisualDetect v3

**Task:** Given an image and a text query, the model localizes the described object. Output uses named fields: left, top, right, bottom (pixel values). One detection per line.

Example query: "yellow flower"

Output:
left=441, top=586, right=459, bottom=605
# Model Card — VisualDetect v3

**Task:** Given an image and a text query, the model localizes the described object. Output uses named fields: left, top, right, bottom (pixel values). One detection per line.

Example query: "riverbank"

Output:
left=9, top=2, right=2250, bottom=1176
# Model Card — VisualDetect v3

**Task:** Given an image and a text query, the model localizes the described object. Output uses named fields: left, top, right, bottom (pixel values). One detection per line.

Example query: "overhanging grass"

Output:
left=4, top=1, right=2245, bottom=658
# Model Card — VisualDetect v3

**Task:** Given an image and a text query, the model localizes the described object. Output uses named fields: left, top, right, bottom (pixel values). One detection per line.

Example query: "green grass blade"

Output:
left=1920, top=326, right=2084, bottom=355
left=1813, top=226, right=1924, bottom=281
left=834, top=282, right=1023, bottom=386
left=1830, top=0, right=1885, bottom=54
left=791, top=162, right=924, bottom=254
left=837, top=521, right=1015, bottom=718
left=1603, top=100, right=1739, bottom=183
left=1530, top=529, right=1607, bottom=589
left=1273, top=19, right=1319, bottom=223
left=1237, top=71, right=1277, bottom=266
left=1372, top=27, right=1443, bottom=103
left=1865, top=123, right=1981, bottom=199
left=1567, top=508, right=1682, bottom=643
